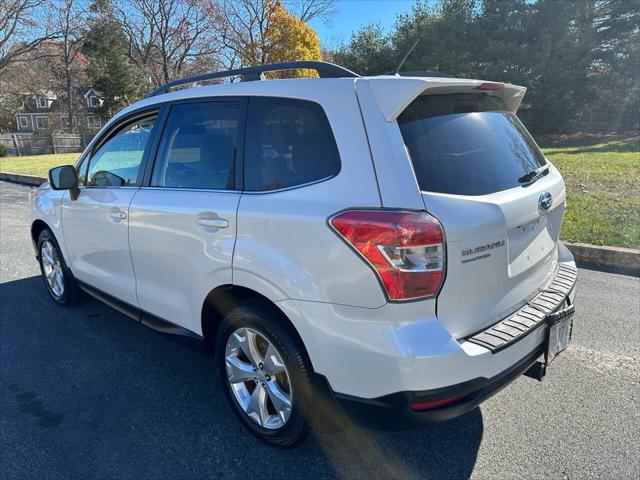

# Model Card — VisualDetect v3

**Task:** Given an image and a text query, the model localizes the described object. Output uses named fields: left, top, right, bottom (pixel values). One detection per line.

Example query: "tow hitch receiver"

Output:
left=524, top=361, right=546, bottom=381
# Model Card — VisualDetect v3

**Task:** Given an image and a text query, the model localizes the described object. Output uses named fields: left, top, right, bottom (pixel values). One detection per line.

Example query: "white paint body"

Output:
left=31, top=75, right=575, bottom=399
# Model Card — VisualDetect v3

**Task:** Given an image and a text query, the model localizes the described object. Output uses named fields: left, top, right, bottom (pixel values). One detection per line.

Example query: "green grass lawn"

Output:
left=1, top=136, right=638, bottom=248
left=542, top=136, right=639, bottom=249
left=0, top=153, right=79, bottom=176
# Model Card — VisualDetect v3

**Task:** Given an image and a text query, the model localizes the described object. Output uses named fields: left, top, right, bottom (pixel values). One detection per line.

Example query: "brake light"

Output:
left=329, top=210, right=445, bottom=301
left=475, top=82, right=504, bottom=91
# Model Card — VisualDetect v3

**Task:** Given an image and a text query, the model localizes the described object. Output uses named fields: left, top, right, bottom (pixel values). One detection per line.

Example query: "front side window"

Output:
left=244, top=97, right=341, bottom=191
left=18, top=116, right=28, bottom=128
left=86, top=115, right=156, bottom=187
left=75, top=154, right=89, bottom=187
left=151, top=101, right=241, bottom=190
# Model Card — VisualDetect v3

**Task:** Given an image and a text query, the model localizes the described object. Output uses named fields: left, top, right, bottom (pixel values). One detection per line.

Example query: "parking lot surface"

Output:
left=1, top=180, right=639, bottom=479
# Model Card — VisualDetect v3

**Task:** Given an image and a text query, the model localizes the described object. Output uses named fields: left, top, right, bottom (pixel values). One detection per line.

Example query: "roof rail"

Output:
left=147, top=61, right=360, bottom=98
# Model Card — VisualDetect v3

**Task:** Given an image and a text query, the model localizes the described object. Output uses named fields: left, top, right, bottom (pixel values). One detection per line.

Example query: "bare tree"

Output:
left=53, top=0, right=86, bottom=131
left=114, top=0, right=222, bottom=88
left=0, top=0, right=59, bottom=72
left=215, top=0, right=277, bottom=68
left=292, top=0, right=335, bottom=23
left=214, top=0, right=335, bottom=71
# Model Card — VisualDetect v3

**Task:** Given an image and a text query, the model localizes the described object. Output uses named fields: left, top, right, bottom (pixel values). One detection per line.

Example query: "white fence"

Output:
left=0, top=133, right=95, bottom=157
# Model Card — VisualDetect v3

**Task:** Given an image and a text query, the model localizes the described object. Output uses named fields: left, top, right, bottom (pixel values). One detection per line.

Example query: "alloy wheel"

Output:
left=224, top=327, right=293, bottom=429
left=41, top=241, right=64, bottom=298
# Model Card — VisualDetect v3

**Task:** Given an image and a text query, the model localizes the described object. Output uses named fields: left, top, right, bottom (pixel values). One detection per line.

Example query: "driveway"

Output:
left=1, top=180, right=638, bottom=479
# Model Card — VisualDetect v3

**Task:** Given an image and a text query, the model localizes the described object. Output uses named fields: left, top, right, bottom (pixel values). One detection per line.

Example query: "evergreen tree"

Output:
left=473, top=0, right=530, bottom=84
left=83, top=0, right=141, bottom=117
left=392, top=0, right=477, bottom=77
left=519, top=0, right=591, bottom=132
left=588, top=0, right=639, bottom=130
left=333, top=24, right=395, bottom=75
left=335, top=0, right=638, bottom=133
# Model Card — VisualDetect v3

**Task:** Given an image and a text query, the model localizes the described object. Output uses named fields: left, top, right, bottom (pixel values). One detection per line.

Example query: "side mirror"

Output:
left=49, top=165, right=80, bottom=200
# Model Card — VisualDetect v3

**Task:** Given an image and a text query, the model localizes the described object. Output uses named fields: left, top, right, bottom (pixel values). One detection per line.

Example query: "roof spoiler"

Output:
left=358, top=76, right=527, bottom=122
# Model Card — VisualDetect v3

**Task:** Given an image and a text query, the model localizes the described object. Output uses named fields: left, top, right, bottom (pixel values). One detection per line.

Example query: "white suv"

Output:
left=30, top=61, right=577, bottom=446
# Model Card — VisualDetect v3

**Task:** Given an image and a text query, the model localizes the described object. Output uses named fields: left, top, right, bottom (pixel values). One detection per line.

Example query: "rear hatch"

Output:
left=397, top=91, right=566, bottom=338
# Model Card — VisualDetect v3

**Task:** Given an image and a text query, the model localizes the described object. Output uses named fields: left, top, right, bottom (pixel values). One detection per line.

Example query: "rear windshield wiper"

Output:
left=518, top=165, right=549, bottom=185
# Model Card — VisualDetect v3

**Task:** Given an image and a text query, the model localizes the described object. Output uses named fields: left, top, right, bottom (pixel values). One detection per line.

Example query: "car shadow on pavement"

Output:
left=1, top=276, right=482, bottom=480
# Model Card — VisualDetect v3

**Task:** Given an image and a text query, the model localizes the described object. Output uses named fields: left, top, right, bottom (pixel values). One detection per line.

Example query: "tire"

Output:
left=37, top=229, right=81, bottom=306
left=215, top=302, right=313, bottom=447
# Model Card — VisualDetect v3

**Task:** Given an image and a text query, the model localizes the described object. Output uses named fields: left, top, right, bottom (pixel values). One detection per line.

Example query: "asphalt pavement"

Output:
left=1, top=180, right=639, bottom=480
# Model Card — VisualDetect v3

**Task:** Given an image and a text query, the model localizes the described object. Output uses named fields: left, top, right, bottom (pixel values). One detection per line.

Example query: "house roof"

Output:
left=83, top=88, right=101, bottom=98
left=15, top=87, right=103, bottom=113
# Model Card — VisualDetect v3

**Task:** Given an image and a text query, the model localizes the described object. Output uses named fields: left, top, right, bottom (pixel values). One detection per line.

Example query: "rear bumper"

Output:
left=465, top=263, right=577, bottom=353
left=334, top=343, right=544, bottom=430
left=278, top=253, right=577, bottom=402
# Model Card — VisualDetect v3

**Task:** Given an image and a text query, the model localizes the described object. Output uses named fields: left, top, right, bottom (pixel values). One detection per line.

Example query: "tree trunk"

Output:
left=66, top=64, right=73, bottom=133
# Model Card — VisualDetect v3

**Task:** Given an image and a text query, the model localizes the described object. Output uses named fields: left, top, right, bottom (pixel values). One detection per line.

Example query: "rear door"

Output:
left=128, top=99, right=244, bottom=334
left=62, top=112, right=159, bottom=306
left=396, top=93, right=566, bottom=338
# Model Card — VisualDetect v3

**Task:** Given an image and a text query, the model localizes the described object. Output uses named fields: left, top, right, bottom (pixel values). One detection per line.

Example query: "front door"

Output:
left=62, top=113, right=159, bottom=306
left=128, top=100, right=244, bottom=334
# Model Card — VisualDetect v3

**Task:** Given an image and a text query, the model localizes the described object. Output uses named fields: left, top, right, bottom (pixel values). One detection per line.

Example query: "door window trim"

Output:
left=143, top=96, right=247, bottom=191
left=82, top=108, right=163, bottom=189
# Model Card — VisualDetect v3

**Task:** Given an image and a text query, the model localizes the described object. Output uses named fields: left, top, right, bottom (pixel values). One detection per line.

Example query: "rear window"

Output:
left=244, top=97, right=340, bottom=191
left=397, top=93, right=546, bottom=196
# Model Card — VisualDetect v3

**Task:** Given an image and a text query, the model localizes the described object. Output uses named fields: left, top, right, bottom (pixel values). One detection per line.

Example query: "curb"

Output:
left=565, top=242, right=639, bottom=274
left=1, top=171, right=638, bottom=273
left=0, top=172, right=46, bottom=187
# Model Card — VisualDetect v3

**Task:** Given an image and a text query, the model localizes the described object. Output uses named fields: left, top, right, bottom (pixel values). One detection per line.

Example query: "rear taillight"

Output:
left=329, top=210, right=445, bottom=301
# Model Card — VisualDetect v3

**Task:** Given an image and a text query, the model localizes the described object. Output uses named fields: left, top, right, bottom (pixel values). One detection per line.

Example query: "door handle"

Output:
left=108, top=209, right=127, bottom=220
left=196, top=217, right=229, bottom=229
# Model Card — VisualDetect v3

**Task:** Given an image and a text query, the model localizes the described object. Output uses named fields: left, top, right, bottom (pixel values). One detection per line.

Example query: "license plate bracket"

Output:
left=544, top=302, right=574, bottom=365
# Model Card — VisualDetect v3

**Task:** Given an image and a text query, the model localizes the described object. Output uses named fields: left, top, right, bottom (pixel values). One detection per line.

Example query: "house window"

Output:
left=36, top=116, right=49, bottom=129
left=37, top=97, right=48, bottom=109
left=18, top=116, right=29, bottom=128
left=87, top=115, right=101, bottom=129
left=89, top=96, right=98, bottom=108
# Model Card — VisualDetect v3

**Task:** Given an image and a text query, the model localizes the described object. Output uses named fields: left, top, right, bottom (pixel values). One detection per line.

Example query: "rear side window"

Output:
left=244, top=97, right=340, bottom=191
left=152, top=101, right=241, bottom=190
left=398, top=94, right=547, bottom=196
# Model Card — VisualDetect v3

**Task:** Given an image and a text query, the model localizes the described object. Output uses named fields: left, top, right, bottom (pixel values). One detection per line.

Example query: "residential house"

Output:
left=14, top=88, right=105, bottom=134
